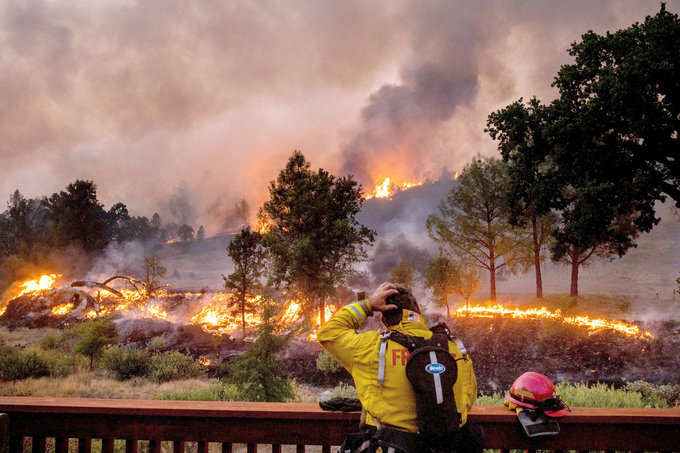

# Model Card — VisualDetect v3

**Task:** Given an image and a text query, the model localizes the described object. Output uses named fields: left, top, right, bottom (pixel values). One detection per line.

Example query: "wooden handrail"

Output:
left=1, top=398, right=679, bottom=452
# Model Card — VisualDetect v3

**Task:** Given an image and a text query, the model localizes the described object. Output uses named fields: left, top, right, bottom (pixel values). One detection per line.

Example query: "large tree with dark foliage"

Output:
left=552, top=4, right=680, bottom=212
left=224, top=226, right=267, bottom=336
left=553, top=5, right=680, bottom=295
left=262, top=151, right=375, bottom=323
left=486, top=6, right=680, bottom=297
left=46, top=180, right=111, bottom=252
left=486, top=98, right=558, bottom=298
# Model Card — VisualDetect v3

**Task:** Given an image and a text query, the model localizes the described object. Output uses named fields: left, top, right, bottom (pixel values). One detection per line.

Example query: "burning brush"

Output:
left=453, top=303, right=653, bottom=339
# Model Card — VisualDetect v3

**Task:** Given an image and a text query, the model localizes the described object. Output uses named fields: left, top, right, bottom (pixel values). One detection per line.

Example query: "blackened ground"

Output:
left=446, top=318, right=679, bottom=394
left=282, top=319, right=680, bottom=395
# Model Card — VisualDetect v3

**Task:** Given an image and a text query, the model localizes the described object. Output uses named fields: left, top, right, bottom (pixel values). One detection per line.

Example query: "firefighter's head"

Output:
left=382, top=286, right=420, bottom=326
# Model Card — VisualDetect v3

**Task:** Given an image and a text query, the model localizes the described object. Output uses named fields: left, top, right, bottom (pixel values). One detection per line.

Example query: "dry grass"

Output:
left=0, top=326, right=60, bottom=348
left=0, top=370, right=219, bottom=399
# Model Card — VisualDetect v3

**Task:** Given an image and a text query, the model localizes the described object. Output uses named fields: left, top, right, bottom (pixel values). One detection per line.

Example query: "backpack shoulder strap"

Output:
left=386, top=331, right=425, bottom=352
left=430, top=322, right=469, bottom=359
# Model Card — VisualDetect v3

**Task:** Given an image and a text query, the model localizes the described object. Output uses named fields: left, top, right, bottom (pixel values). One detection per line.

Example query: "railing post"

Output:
left=149, top=440, right=161, bottom=453
left=172, top=441, right=183, bottom=453
left=0, top=415, right=8, bottom=453
left=54, top=438, right=68, bottom=453
left=78, top=439, right=91, bottom=453
left=9, top=437, right=22, bottom=453
left=31, top=437, right=45, bottom=453
left=125, top=440, right=137, bottom=453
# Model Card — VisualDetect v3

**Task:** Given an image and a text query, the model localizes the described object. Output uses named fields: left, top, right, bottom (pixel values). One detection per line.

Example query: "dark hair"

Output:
left=383, top=286, right=420, bottom=326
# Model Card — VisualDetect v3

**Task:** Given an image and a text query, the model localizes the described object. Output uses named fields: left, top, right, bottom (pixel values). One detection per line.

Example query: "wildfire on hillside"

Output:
left=454, top=303, right=653, bottom=339
left=1, top=273, right=62, bottom=316
left=1, top=273, right=653, bottom=342
left=364, top=177, right=424, bottom=200
left=190, top=294, right=264, bottom=334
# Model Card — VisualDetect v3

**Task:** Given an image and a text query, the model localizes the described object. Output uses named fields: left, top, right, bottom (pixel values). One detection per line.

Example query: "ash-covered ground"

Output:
left=282, top=317, right=680, bottom=395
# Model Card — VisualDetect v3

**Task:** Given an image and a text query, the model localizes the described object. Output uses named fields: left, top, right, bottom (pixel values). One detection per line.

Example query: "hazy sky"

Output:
left=1, top=0, right=676, bottom=232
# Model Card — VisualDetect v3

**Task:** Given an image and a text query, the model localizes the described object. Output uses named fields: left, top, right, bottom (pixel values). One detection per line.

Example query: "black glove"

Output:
left=319, top=397, right=362, bottom=412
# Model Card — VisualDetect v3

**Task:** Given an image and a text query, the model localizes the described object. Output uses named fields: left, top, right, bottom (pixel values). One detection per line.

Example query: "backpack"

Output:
left=378, top=323, right=467, bottom=451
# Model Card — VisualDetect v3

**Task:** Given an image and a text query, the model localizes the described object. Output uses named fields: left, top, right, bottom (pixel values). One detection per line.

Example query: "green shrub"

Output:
left=102, top=346, right=150, bottom=380
left=475, top=393, right=505, bottom=406
left=0, top=345, right=51, bottom=381
left=146, top=335, right=167, bottom=353
left=626, top=380, right=680, bottom=407
left=557, top=382, right=667, bottom=408
left=148, top=350, right=201, bottom=383
left=161, top=383, right=240, bottom=401
left=71, top=319, right=118, bottom=369
left=476, top=382, right=674, bottom=408
left=38, top=348, right=79, bottom=377
left=39, top=334, right=62, bottom=351
left=316, top=350, right=341, bottom=373
left=326, top=383, right=358, bottom=399
left=224, top=300, right=294, bottom=402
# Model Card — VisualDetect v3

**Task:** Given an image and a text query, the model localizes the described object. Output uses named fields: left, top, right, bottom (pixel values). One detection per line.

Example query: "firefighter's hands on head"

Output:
left=369, top=282, right=399, bottom=312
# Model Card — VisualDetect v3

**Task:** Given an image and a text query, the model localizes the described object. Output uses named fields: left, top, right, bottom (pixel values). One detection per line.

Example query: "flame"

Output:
left=256, top=219, right=272, bottom=234
left=140, top=302, right=168, bottom=319
left=15, top=274, right=61, bottom=298
left=1, top=273, right=62, bottom=316
left=307, top=303, right=338, bottom=340
left=454, top=303, right=653, bottom=339
left=50, top=302, right=74, bottom=316
left=279, top=299, right=303, bottom=325
left=364, top=177, right=424, bottom=200
left=190, top=294, right=265, bottom=334
left=199, top=356, right=212, bottom=367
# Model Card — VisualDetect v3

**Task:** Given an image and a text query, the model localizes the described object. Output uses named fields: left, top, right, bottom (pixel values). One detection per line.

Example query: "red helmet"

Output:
left=506, top=372, right=568, bottom=417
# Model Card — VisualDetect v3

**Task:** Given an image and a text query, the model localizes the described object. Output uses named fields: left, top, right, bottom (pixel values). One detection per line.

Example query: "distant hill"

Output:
left=158, top=176, right=680, bottom=309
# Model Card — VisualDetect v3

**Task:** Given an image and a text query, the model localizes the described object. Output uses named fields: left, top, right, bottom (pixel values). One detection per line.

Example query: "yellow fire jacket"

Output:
left=318, top=300, right=477, bottom=433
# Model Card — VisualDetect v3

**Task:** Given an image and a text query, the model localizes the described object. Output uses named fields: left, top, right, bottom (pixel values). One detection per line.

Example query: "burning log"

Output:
left=70, top=281, right=123, bottom=298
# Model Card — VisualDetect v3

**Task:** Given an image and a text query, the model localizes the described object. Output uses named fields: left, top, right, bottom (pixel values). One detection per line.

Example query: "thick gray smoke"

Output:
left=340, top=3, right=487, bottom=184
left=167, top=181, right=197, bottom=226
left=338, top=0, right=666, bottom=187
left=369, top=234, right=432, bottom=284
left=0, top=0, right=669, bottom=220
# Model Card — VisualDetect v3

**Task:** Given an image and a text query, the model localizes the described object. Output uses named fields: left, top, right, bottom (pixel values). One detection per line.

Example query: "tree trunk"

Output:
left=444, top=296, right=450, bottom=318
left=241, top=294, right=246, bottom=337
left=532, top=217, right=543, bottom=299
left=570, top=259, right=579, bottom=297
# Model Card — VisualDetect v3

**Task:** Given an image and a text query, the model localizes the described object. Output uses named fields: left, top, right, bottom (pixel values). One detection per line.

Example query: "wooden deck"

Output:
left=1, top=398, right=679, bottom=452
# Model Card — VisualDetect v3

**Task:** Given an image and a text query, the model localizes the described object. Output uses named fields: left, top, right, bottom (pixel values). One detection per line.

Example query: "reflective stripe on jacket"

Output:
left=317, top=300, right=477, bottom=433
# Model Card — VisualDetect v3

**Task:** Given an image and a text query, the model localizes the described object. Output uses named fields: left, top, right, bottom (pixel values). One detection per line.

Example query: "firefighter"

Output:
left=317, top=282, right=482, bottom=453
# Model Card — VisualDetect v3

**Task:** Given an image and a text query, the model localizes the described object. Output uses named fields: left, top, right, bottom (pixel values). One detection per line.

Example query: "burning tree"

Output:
left=426, top=157, right=527, bottom=300
left=262, top=151, right=375, bottom=324
left=142, top=256, right=166, bottom=299
left=224, top=226, right=267, bottom=336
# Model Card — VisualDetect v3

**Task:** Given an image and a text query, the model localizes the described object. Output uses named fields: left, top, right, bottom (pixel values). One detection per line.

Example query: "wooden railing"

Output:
left=1, top=398, right=679, bottom=453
